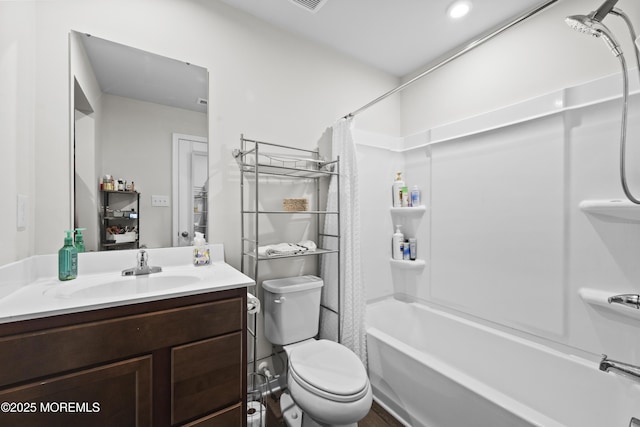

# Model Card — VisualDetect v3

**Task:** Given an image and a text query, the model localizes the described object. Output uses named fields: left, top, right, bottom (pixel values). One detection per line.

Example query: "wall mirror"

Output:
left=70, top=31, right=209, bottom=252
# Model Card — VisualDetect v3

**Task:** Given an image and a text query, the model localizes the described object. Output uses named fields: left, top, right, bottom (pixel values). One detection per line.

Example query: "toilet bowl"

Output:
left=262, top=276, right=372, bottom=426
left=283, top=339, right=372, bottom=426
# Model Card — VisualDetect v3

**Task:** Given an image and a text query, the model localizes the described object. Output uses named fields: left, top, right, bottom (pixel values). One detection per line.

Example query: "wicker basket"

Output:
left=283, top=198, right=308, bottom=211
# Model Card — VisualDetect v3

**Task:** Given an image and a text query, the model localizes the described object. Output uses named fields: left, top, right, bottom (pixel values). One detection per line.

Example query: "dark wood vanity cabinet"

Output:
left=0, top=288, right=247, bottom=427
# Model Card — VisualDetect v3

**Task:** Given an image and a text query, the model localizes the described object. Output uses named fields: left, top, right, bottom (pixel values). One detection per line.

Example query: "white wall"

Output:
left=0, top=2, right=36, bottom=266
left=0, top=0, right=401, bottom=267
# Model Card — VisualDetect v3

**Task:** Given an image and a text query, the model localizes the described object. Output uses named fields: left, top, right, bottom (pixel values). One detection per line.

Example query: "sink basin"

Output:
left=44, top=274, right=201, bottom=299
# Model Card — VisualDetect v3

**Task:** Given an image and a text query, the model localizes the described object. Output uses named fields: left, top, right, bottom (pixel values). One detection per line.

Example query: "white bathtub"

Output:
left=366, top=298, right=640, bottom=427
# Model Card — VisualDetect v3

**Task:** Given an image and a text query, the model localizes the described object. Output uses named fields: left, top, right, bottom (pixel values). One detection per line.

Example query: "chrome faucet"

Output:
left=607, top=294, right=640, bottom=309
left=122, top=250, right=162, bottom=276
left=599, top=355, right=640, bottom=382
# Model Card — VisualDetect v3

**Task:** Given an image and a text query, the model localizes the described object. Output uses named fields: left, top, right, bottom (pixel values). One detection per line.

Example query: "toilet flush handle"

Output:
left=274, top=297, right=286, bottom=304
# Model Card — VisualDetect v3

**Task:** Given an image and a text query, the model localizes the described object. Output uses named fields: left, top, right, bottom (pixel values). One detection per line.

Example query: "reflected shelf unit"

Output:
left=100, top=190, right=140, bottom=251
left=235, top=135, right=341, bottom=374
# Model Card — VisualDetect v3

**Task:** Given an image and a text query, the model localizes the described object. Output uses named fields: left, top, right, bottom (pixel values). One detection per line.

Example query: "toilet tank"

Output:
left=263, top=275, right=324, bottom=345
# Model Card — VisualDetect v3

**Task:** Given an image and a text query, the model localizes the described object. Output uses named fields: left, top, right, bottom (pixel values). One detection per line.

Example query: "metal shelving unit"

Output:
left=235, top=135, right=341, bottom=374
left=100, top=190, right=140, bottom=251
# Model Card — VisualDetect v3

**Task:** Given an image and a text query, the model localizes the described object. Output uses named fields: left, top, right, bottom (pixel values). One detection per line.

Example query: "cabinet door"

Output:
left=0, top=356, right=152, bottom=427
left=171, top=332, right=242, bottom=425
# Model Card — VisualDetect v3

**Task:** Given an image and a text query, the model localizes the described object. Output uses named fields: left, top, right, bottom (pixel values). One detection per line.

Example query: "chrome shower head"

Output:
left=564, top=0, right=619, bottom=34
left=565, top=14, right=600, bottom=37
left=565, top=13, right=623, bottom=56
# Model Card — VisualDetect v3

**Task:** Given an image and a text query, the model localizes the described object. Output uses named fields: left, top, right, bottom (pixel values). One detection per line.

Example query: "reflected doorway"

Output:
left=172, top=134, right=209, bottom=247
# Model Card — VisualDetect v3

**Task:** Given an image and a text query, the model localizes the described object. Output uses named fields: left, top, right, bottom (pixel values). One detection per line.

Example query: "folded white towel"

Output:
left=258, top=240, right=317, bottom=257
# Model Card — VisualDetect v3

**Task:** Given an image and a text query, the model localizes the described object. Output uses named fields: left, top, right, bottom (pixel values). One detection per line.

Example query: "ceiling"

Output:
left=77, top=0, right=552, bottom=114
left=218, top=0, right=551, bottom=77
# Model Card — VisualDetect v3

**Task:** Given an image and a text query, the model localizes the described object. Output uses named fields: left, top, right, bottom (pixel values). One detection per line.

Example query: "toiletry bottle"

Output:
left=403, top=240, right=410, bottom=260
left=409, top=238, right=417, bottom=260
left=58, top=230, right=78, bottom=281
left=392, top=172, right=404, bottom=207
left=401, top=186, right=409, bottom=207
left=74, top=228, right=86, bottom=253
left=193, top=232, right=210, bottom=266
left=392, top=225, right=404, bottom=260
left=411, top=185, right=421, bottom=207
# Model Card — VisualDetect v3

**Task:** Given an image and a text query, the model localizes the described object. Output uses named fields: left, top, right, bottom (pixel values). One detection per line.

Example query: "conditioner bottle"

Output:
left=392, top=172, right=404, bottom=207
left=392, top=225, right=404, bottom=260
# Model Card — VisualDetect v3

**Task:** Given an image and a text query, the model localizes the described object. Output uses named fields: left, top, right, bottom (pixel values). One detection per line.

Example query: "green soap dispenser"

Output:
left=58, top=230, right=78, bottom=281
left=74, top=228, right=86, bottom=253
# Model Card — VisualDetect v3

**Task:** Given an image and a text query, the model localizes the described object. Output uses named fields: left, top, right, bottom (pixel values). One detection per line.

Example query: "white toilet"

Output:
left=263, top=275, right=372, bottom=427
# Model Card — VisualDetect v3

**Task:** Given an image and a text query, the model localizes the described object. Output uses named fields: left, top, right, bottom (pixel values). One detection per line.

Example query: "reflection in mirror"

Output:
left=70, top=31, right=208, bottom=252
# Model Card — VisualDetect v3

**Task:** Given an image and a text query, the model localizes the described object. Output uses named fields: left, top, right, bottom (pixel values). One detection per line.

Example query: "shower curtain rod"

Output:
left=343, top=0, right=560, bottom=119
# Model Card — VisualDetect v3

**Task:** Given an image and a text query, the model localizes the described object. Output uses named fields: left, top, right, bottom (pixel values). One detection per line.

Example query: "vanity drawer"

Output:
left=0, top=297, right=242, bottom=387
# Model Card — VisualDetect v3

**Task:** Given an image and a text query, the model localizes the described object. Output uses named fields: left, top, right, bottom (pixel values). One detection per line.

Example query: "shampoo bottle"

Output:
left=392, top=172, right=404, bottom=207
left=58, top=230, right=78, bottom=281
left=392, top=225, right=404, bottom=260
left=193, top=232, right=210, bottom=266
left=74, top=228, right=86, bottom=253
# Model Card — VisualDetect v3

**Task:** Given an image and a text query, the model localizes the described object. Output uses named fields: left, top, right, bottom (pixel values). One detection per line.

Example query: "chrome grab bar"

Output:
left=600, top=355, right=640, bottom=382
left=608, top=294, right=640, bottom=309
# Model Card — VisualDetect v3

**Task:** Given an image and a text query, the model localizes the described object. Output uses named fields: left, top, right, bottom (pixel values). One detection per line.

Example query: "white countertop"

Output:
left=0, top=245, right=254, bottom=324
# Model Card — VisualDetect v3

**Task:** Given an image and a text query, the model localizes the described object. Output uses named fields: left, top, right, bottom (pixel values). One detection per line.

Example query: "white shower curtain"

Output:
left=321, top=117, right=367, bottom=366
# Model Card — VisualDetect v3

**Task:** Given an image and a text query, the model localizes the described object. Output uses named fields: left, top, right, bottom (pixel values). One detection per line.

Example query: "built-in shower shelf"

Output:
left=579, top=288, right=640, bottom=320
left=579, top=199, right=640, bottom=221
left=390, top=259, right=426, bottom=269
left=390, top=206, right=427, bottom=215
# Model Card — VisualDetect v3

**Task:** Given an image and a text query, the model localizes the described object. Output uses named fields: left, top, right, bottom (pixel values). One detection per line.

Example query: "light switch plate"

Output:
left=151, top=195, right=170, bottom=207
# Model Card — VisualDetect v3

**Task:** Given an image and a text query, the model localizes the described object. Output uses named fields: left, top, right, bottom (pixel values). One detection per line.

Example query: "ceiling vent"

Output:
left=288, top=0, right=328, bottom=13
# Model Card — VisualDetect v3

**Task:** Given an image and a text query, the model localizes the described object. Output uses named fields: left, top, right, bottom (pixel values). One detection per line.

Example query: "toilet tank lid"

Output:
left=262, top=275, right=323, bottom=294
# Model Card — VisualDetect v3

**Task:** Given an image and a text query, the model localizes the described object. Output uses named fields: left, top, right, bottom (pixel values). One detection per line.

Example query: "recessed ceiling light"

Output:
left=447, top=1, right=472, bottom=19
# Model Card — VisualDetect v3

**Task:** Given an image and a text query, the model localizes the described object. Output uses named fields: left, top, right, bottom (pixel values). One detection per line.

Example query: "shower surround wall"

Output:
left=357, top=72, right=640, bottom=425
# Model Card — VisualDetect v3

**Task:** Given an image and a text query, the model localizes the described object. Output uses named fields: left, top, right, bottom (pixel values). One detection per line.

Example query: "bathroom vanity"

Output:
left=0, top=245, right=252, bottom=427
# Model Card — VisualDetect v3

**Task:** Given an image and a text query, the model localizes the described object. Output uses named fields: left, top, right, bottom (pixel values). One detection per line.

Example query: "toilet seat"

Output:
left=288, top=339, right=369, bottom=403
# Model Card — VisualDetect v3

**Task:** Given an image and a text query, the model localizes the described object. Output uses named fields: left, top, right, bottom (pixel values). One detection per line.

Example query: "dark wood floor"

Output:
left=264, top=392, right=404, bottom=426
